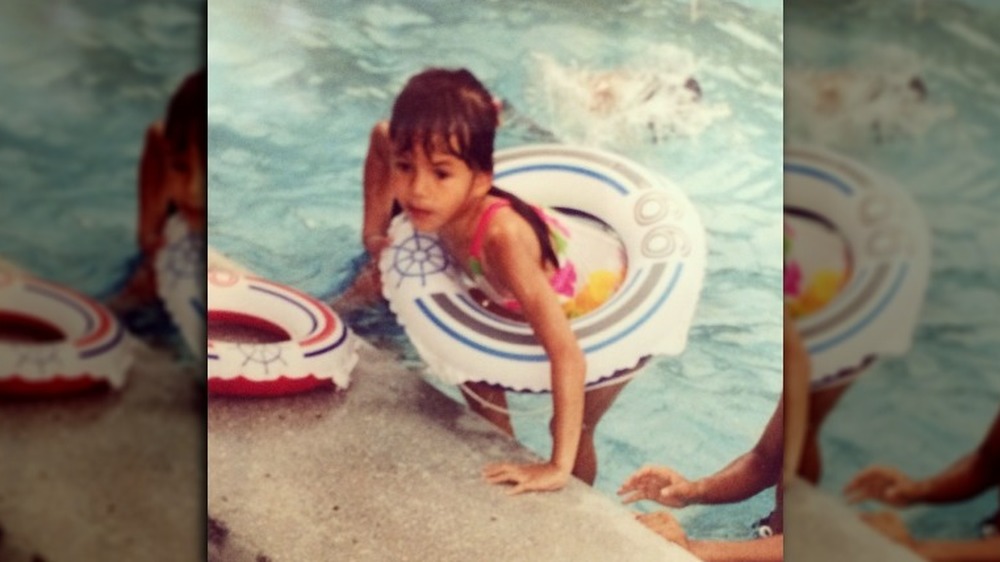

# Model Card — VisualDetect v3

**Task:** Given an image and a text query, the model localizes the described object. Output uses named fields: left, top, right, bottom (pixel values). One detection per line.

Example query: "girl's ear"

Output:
left=492, top=97, right=503, bottom=127
left=472, top=170, right=493, bottom=197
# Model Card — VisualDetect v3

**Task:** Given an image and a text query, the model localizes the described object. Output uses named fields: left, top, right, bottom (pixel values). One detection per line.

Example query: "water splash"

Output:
left=525, top=47, right=731, bottom=148
left=786, top=46, right=955, bottom=147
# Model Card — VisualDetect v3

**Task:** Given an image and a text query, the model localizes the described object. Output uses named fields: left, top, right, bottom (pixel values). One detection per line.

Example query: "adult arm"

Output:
left=864, top=511, right=1000, bottom=562
left=637, top=511, right=783, bottom=562
left=620, top=399, right=783, bottom=506
left=687, top=397, right=784, bottom=504
left=846, top=409, right=1000, bottom=506
left=687, top=536, right=784, bottom=562
left=912, top=537, right=1000, bottom=562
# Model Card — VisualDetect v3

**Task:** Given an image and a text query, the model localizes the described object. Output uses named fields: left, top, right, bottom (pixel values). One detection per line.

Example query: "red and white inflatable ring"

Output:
left=207, top=268, right=358, bottom=396
left=0, top=271, right=132, bottom=396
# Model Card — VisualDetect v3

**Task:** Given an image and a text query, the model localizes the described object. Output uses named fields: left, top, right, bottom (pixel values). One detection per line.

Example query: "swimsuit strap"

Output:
left=468, top=200, right=513, bottom=261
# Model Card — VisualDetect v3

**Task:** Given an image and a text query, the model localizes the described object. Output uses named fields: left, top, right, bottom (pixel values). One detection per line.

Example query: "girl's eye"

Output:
left=394, top=161, right=412, bottom=173
left=434, top=169, right=450, bottom=180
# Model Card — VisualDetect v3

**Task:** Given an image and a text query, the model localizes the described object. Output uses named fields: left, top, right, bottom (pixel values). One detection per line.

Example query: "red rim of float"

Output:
left=207, top=270, right=356, bottom=397
left=0, top=273, right=130, bottom=397
left=207, top=375, right=334, bottom=397
left=0, top=375, right=110, bottom=397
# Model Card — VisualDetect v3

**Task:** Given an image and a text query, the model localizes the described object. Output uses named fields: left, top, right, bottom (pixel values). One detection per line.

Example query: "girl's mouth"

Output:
left=405, top=206, right=433, bottom=221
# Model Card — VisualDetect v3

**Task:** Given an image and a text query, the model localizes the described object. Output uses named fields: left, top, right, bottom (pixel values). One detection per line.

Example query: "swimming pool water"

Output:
left=0, top=0, right=203, bottom=298
left=210, top=0, right=783, bottom=540
left=786, top=0, right=1000, bottom=539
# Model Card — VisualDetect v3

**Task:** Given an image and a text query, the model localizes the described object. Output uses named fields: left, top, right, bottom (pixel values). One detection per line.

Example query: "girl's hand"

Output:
left=363, top=234, right=392, bottom=258
left=844, top=466, right=920, bottom=507
left=618, top=465, right=695, bottom=508
left=636, top=511, right=689, bottom=548
left=483, top=461, right=571, bottom=495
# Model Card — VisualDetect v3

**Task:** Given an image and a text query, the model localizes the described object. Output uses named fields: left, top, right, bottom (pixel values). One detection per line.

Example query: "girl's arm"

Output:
left=137, top=121, right=171, bottom=258
left=783, top=308, right=811, bottom=484
left=361, top=121, right=395, bottom=256
left=481, top=214, right=586, bottom=493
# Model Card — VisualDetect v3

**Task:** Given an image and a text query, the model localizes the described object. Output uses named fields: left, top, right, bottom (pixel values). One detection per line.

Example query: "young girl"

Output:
left=361, top=68, right=632, bottom=494
left=109, top=69, right=206, bottom=312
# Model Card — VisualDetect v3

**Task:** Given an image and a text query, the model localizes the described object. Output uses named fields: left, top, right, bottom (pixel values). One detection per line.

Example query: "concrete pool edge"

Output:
left=206, top=247, right=699, bottom=561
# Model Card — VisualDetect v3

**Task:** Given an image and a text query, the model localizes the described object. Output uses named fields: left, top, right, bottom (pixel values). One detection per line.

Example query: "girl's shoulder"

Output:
left=479, top=203, right=541, bottom=260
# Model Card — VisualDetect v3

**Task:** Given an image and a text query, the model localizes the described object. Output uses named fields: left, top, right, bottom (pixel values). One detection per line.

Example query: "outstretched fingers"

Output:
left=483, top=462, right=569, bottom=495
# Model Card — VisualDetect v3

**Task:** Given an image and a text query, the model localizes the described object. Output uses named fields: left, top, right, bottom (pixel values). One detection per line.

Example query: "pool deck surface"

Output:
left=0, top=258, right=204, bottom=562
left=0, top=254, right=931, bottom=561
left=208, top=341, right=707, bottom=562
left=785, top=478, right=924, bottom=562
left=0, top=343, right=204, bottom=562
left=205, top=250, right=699, bottom=561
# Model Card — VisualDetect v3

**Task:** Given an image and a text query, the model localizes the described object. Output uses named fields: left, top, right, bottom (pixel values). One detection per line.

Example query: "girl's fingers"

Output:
left=484, top=464, right=524, bottom=484
left=507, top=482, right=529, bottom=496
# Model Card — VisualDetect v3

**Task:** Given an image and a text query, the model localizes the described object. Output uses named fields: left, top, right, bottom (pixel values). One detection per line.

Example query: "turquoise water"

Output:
left=209, top=0, right=783, bottom=539
left=0, top=1, right=203, bottom=298
left=786, top=0, right=1000, bottom=539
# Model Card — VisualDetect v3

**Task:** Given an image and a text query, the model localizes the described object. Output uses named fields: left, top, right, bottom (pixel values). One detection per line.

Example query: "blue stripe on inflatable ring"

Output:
left=414, top=264, right=682, bottom=362
left=431, top=265, right=660, bottom=346
left=24, top=281, right=123, bottom=358
left=26, top=282, right=96, bottom=334
left=808, top=263, right=908, bottom=355
left=207, top=284, right=344, bottom=359
left=248, top=282, right=318, bottom=338
left=784, top=163, right=856, bottom=196
left=303, top=323, right=348, bottom=358
left=495, top=163, right=630, bottom=197
left=450, top=266, right=646, bottom=330
left=79, top=323, right=125, bottom=359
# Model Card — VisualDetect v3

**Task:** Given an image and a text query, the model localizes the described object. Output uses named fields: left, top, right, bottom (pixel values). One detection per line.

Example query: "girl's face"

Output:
left=391, top=136, right=491, bottom=233
left=168, top=134, right=205, bottom=234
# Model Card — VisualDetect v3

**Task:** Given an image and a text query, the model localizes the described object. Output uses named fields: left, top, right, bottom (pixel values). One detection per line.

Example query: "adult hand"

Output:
left=618, top=465, right=695, bottom=508
left=636, top=511, right=689, bottom=548
left=860, top=511, right=916, bottom=547
left=844, top=465, right=920, bottom=507
left=483, top=461, right=570, bottom=495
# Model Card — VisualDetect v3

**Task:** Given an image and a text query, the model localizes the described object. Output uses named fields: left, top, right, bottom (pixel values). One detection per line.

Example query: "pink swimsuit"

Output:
left=463, top=200, right=625, bottom=318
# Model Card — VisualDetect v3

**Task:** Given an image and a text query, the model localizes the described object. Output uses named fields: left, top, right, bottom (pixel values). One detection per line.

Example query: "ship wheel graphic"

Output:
left=14, top=345, right=62, bottom=374
left=160, top=233, right=202, bottom=290
left=390, top=232, right=450, bottom=288
left=237, top=343, right=286, bottom=375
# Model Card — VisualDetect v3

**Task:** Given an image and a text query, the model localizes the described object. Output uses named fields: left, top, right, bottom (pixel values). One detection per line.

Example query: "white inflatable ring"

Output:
left=155, top=214, right=205, bottom=359
left=206, top=268, right=358, bottom=396
left=0, top=271, right=132, bottom=395
left=785, top=146, right=930, bottom=390
left=380, top=144, right=706, bottom=392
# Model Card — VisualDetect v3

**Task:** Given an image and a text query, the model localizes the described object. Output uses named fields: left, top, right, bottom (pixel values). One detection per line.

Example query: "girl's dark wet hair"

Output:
left=390, top=68, right=558, bottom=269
left=164, top=69, right=206, bottom=166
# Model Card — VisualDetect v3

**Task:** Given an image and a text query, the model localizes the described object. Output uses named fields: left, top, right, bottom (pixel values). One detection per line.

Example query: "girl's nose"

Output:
left=407, top=169, right=431, bottom=199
